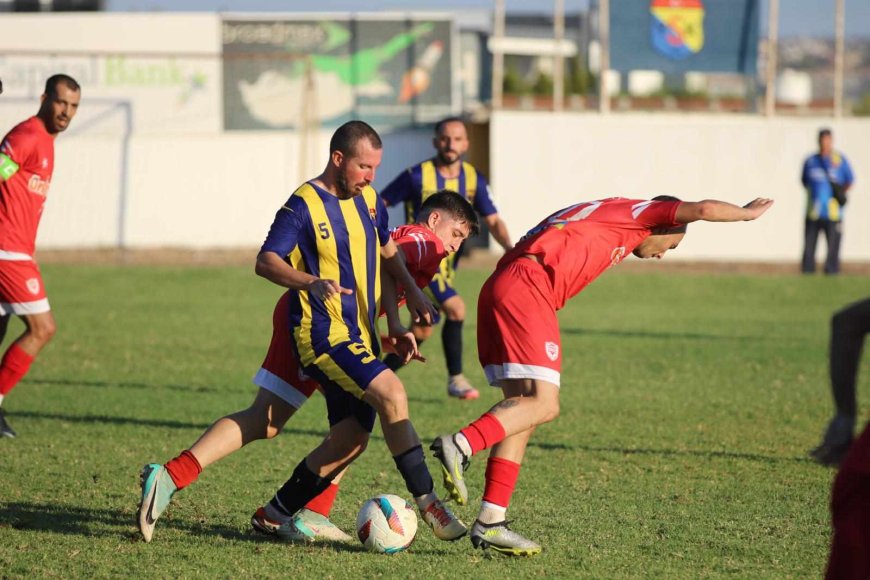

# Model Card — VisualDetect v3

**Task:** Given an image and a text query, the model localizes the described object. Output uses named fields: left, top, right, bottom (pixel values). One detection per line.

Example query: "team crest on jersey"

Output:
left=42, top=158, right=49, bottom=168
left=650, top=0, right=705, bottom=61
left=369, top=207, right=377, bottom=223
left=610, top=246, right=626, bottom=267
left=545, top=341, right=559, bottom=361
left=26, top=278, right=40, bottom=295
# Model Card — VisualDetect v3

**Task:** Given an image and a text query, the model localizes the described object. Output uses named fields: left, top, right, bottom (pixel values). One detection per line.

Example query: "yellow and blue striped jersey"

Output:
left=380, top=158, right=498, bottom=225
left=260, top=182, right=390, bottom=362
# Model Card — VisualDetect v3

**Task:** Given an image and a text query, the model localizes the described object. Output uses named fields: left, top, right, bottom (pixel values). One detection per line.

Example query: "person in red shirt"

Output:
left=137, top=190, right=478, bottom=543
left=0, top=74, right=81, bottom=439
left=431, top=195, right=774, bottom=556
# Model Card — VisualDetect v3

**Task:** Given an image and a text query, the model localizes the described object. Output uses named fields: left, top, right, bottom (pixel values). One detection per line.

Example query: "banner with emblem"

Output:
left=609, top=0, right=758, bottom=74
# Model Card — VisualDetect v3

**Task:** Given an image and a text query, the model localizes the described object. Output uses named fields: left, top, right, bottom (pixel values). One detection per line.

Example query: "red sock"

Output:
left=482, top=457, right=521, bottom=508
left=304, top=483, right=339, bottom=517
left=0, top=343, right=35, bottom=396
left=164, top=450, right=202, bottom=490
left=460, top=413, right=506, bottom=455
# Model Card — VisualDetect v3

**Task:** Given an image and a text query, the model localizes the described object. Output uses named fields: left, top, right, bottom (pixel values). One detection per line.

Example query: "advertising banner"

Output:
left=222, top=17, right=454, bottom=131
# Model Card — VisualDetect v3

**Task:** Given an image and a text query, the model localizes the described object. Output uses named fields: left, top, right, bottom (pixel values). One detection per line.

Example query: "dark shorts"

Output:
left=300, top=339, right=388, bottom=433
left=424, top=254, right=459, bottom=324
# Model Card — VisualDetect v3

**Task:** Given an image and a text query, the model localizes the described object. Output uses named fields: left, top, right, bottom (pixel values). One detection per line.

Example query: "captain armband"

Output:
left=0, top=153, right=20, bottom=180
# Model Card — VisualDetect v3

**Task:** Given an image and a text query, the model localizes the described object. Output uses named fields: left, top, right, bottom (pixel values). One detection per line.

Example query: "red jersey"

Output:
left=501, top=198, right=681, bottom=310
left=387, top=224, right=446, bottom=310
left=0, top=117, right=55, bottom=256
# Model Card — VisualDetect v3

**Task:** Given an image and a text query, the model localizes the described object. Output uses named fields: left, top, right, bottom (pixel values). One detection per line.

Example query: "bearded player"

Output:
left=0, top=74, right=81, bottom=438
left=138, top=190, right=478, bottom=543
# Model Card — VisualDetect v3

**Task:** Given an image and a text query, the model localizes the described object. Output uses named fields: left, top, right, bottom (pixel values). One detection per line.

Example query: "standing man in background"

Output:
left=0, top=74, right=81, bottom=438
left=380, top=117, right=513, bottom=400
left=801, top=128, right=854, bottom=275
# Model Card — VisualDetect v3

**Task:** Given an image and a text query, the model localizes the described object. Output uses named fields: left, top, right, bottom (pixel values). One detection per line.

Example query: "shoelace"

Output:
left=451, top=435, right=470, bottom=469
left=476, top=519, right=513, bottom=530
left=425, top=501, right=452, bottom=526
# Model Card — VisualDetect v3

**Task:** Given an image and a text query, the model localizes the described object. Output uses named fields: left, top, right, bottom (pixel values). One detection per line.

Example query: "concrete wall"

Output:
left=36, top=127, right=435, bottom=249
left=490, top=111, right=870, bottom=261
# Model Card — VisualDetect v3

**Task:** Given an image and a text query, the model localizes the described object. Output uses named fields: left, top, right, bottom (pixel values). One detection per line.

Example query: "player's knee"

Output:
left=538, top=398, right=560, bottom=424
left=443, top=297, right=465, bottom=321
left=366, top=377, right=409, bottom=421
left=32, top=319, right=57, bottom=345
left=333, top=431, right=370, bottom=459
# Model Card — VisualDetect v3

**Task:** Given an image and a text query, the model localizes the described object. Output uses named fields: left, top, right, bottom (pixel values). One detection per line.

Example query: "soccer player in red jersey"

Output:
left=137, top=190, right=478, bottom=543
left=431, top=195, right=774, bottom=555
left=0, top=74, right=81, bottom=438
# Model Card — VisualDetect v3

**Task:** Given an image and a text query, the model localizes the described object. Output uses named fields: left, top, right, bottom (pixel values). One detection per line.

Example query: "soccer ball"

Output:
left=356, top=494, right=418, bottom=554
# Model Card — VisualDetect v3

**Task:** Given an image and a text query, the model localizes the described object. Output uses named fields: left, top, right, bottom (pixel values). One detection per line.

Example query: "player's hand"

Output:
left=404, top=286, right=437, bottom=326
left=742, top=198, right=774, bottom=220
left=387, top=322, right=425, bottom=365
left=307, top=278, right=352, bottom=301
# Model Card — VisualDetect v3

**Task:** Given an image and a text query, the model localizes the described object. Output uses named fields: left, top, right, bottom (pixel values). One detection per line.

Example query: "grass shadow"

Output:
left=560, top=327, right=761, bottom=342
left=528, top=440, right=812, bottom=464
left=23, top=377, right=223, bottom=393
left=6, top=410, right=328, bottom=438
left=0, top=501, right=444, bottom=554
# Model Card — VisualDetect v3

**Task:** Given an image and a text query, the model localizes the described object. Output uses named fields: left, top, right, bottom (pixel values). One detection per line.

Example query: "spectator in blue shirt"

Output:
left=801, top=128, right=854, bottom=275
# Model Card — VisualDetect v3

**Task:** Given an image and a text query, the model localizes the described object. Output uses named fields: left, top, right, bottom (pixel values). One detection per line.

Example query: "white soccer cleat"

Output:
left=420, top=497, right=467, bottom=541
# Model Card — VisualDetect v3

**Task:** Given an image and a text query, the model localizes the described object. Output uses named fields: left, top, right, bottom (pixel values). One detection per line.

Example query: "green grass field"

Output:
left=0, top=262, right=866, bottom=577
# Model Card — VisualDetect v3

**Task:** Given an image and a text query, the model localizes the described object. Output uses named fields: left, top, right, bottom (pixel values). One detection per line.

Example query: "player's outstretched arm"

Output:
left=255, top=251, right=351, bottom=300
left=484, top=213, right=513, bottom=251
left=381, top=239, right=437, bottom=325
left=674, top=198, right=774, bottom=224
left=380, top=267, right=420, bottom=365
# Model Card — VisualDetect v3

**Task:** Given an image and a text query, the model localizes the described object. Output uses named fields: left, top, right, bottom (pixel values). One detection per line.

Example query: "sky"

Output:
left=105, top=0, right=870, bottom=39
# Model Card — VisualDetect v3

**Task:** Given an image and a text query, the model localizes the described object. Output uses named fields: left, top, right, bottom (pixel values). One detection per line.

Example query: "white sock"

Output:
left=478, top=501, right=507, bottom=525
left=0, top=394, right=5, bottom=406
left=454, top=432, right=472, bottom=457
left=414, top=491, right=437, bottom=511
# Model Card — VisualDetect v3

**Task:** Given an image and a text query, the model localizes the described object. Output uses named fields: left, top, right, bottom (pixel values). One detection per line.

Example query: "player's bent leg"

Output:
left=469, top=428, right=541, bottom=556
left=189, top=388, right=298, bottom=468
left=440, top=295, right=480, bottom=400
left=431, top=379, right=559, bottom=506
left=140, top=389, right=304, bottom=542
left=363, top=370, right=466, bottom=541
left=17, top=310, right=57, bottom=355
left=262, top=418, right=369, bottom=543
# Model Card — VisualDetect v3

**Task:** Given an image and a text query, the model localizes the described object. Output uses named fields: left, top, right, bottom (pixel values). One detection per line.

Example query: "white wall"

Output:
left=37, top=127, right=435, bottom=249
left=490, top=111, right=870, bottom=262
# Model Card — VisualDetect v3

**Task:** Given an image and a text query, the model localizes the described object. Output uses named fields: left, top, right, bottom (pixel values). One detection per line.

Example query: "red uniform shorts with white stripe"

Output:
left=0, top=257, right=50, bottom=316
left=252, top=292, right=320, bottom=409
left=477, top=257, right=562, bottom=387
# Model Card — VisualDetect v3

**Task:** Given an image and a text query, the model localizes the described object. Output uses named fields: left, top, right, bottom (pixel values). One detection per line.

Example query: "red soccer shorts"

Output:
left=477, top=257, right=561, bottom=387
left=252, top=292, right=320, bottom=409
left=0, top=258, right=50, bottom=316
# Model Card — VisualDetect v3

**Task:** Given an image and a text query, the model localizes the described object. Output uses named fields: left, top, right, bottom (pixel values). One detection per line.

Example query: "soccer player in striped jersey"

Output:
left=431, top=195, right=773, bottom=556
left=381, top=117, right=513, bottom=400
left=0, top=74, right=81, bottom=439
left=136, top=123, right=475, bottom=543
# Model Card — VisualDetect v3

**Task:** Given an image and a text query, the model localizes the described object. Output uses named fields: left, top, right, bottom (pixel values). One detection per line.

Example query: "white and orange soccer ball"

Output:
left=356, top=494, right=418, bottom=554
